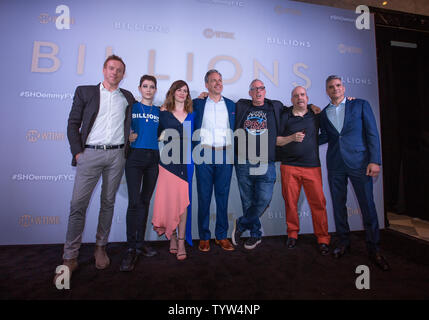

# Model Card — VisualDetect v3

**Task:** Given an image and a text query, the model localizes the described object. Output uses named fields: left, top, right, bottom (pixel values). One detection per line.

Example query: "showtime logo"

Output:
left=26, top=130, right=65, bottom=143
left=38, top=13, right=75, bottom=25
left=338, top=44, right=362, bottom=54
left=203, top=28, right=235, bottom=39
left=19, top=214, right=61, bottom=228
left=274, top=5, right=301, bottom=15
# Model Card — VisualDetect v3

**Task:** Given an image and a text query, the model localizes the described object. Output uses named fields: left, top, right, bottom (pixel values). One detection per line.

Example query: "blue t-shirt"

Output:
left=130, top=102, right=159, bottom=150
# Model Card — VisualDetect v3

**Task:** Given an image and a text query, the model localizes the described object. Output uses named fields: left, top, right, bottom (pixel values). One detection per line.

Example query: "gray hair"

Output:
left=325, top=75, right=343, bottom=86
left=204, top=69, right=222, bottom=83
left=249, top=79, right=263, bottom=90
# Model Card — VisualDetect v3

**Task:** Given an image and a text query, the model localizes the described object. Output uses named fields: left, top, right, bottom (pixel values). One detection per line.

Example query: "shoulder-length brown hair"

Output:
left=164, top=80, right=193, bottom=113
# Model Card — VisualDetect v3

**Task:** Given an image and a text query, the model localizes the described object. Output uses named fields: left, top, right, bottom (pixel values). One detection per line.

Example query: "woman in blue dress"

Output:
left=152, top=80, right=194, bottom=261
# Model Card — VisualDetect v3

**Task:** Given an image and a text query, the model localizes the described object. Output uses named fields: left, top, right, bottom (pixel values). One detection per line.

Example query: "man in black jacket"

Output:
left=55, top=55, right=135, bottom=283
left=231, top=79, right=283, bottom=250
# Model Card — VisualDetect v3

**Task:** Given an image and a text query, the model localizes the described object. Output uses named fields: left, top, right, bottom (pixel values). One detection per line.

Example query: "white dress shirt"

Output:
left=200, top=96, right=231, bottom=147
left=86, top=83, right=128, bottom=145
left=326, top=97, right=346, bottom=133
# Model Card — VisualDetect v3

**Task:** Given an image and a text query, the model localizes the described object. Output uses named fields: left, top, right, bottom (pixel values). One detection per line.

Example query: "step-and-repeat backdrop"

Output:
left=0, top=0, right=383, bottom=245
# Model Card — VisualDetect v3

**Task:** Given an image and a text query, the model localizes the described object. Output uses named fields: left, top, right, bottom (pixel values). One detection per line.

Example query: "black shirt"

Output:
left=237, top=103, right=277, bottom=163
left=278, top=107, right=320, bottom=167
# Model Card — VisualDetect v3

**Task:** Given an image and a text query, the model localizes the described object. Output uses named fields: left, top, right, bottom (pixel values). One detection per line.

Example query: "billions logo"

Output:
left=197, top=0, right=245, bottom=7
left=347, top=207, right=361, bottom=217
left=19, top=214, right=60, bottom=228
left=26, top=130, right=65, bottom=143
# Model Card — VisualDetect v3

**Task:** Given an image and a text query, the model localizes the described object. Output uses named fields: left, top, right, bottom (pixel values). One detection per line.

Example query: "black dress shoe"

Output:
left=139, top=244, right=158, bottom=257
left=319, top=243, right=329, bottom=256
left=120, top=249, right=139, bottom=272
left=370, top=252, right=390, bottom=271
left=332, top=245, right=350, bottom=259
left=287, top=238, right=297, bottom=249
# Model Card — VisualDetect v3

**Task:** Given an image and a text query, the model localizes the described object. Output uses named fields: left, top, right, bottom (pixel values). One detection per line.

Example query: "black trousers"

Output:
left=125, top=148, right=159, bottom=250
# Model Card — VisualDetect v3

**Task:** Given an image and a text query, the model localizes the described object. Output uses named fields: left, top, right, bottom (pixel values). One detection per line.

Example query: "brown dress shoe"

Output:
left=53, top=258, right=78, bottom=285
left=215, top=239, right=235, bottom=251
left=198, top=240, right=210, bottom=252
left=94, top=245, right=110, bottom=269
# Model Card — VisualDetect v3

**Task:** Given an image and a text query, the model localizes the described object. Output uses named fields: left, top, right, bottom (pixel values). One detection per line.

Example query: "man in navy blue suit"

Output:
left=319, top=75, right=389, bottom=271
left=192, top=70, right=236, bottom=252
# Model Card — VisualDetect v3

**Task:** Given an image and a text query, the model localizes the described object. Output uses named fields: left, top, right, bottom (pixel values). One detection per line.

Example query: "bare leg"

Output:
left=177, top=211, right=187, bottom=260
left=170, top=229, right=178, bottom=254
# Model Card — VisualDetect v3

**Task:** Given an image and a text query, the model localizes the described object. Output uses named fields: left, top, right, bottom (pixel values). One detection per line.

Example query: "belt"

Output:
left=201, top=144, right=231, bottom=151
left=85, top=144, right=125, bottom=150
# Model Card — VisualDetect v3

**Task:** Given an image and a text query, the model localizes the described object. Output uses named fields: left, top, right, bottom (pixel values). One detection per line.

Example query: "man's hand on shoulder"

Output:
left=310, top=104, right=321, bottom=114
left=198, top=92, right=209, bottom=99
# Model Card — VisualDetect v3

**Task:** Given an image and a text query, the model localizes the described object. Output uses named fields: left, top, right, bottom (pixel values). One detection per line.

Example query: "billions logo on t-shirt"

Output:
left=132, top=112, right=159, bottom=122
left=243, top=110, right=267, bottom=135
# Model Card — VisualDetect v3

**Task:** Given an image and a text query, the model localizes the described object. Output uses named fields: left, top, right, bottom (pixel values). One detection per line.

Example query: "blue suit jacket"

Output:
left=192, top=96, right=236, bottom=148
left=319, top=98, right=381, bottom=170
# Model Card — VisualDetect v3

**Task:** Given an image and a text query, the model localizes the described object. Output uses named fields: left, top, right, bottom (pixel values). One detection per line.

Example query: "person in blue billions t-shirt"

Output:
left=120, top=75, right=160, bottom=272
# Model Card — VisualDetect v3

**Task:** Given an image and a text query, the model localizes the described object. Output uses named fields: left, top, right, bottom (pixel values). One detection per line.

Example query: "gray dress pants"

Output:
left=63, top=148, right=126, bottom=260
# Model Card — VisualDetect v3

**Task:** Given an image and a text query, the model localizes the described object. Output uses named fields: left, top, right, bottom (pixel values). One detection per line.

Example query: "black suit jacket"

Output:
left=67, top=83, right=135, bottom=166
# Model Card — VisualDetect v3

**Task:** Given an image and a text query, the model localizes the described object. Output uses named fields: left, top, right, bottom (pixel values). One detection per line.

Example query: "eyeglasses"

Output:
left=250, top=86, right=265, bottom=91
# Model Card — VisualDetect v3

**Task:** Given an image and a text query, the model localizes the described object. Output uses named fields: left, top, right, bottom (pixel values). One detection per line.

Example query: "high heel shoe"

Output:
left=177, top=238, right=187, bottom=261
left=169, top=230, right=178, bottom=254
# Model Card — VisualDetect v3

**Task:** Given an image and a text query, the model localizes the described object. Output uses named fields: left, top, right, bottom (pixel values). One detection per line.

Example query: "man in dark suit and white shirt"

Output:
left=55, top=55, right=135, bottom=283
left=192, top=70, right=236, bottom=252
left=319, top=75, right=389, bottom=271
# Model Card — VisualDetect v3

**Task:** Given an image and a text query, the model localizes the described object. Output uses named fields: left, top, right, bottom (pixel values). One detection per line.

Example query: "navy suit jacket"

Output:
left=67, top=83, right=135, bottom=166
left=192, top=96, right=236, bottom=148
left=319, top=98, right=381, bottom=171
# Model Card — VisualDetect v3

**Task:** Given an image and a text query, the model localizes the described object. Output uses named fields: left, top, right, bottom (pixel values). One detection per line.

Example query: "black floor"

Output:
left=1, top=229, right=429, bottom=301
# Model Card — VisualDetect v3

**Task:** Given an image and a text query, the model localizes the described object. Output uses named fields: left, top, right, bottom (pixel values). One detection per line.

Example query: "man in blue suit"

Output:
left=193, top=70, right=235, bottom=252
left=319, top=75, right=389, bottom=271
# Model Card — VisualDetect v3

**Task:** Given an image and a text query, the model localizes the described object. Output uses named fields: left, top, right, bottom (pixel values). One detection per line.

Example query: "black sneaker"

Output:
left=120, top=249, right=139, bottom=272
left=231, top=219, right=243, bottom=246
left=244, top=237, right=261, bottom=250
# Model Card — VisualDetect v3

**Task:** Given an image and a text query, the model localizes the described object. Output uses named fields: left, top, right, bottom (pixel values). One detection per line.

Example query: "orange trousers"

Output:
left=280, top=165, right=330, bottom=244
